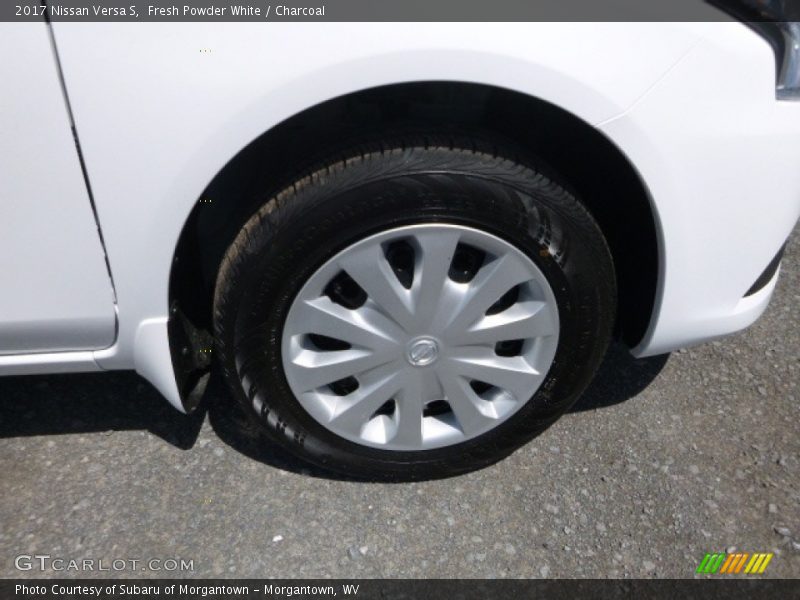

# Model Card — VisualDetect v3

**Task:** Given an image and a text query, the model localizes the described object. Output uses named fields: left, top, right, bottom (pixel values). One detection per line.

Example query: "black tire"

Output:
left=214, top=136, right=616, bottom=481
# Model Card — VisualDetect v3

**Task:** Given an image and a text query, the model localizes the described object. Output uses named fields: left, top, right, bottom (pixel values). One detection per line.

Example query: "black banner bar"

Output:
left=2, top=0, right=748, bottom=23
left=2, top=579, right=800, bottom=600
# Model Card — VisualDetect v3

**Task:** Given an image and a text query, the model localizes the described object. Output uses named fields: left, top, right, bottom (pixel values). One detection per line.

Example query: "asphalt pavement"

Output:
left=0, top=226, right=797, bottom=579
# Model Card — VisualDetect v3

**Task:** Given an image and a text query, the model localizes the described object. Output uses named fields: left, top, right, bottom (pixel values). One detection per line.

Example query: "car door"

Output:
left=0, top=22, right=116, bottom=355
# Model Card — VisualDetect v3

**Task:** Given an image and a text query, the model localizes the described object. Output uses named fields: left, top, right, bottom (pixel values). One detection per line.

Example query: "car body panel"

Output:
left=597, top=25, right=800, bottom=355
left=0, top=22, right=116, bottom=356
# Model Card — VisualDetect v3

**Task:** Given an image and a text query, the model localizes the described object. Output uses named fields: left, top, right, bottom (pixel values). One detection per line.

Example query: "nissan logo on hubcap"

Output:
left=406, top=337, right=440, bottom=367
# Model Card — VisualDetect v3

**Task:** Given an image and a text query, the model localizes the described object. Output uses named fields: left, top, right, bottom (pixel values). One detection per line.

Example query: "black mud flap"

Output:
left=168, top=301, right=214, bottom=412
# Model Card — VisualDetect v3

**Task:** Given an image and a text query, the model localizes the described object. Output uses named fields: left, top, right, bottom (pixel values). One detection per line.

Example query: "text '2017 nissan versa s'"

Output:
left=1, top=1, right=799, bottom=479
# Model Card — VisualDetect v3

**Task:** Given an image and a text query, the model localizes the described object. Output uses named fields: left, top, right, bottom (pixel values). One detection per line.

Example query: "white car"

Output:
left=2, top=9, right=799, bottom=479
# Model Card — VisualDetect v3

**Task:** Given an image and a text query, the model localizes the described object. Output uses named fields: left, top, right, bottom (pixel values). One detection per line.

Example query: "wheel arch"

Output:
left=167, top=81, right=660, bottom=410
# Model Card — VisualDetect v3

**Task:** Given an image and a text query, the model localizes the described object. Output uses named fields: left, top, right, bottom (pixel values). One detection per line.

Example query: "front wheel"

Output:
left=214, top=138, right=616, bottom=480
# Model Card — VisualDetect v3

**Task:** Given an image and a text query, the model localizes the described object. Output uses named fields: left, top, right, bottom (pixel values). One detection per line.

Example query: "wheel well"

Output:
left=170, top=82, right=658, bottom=372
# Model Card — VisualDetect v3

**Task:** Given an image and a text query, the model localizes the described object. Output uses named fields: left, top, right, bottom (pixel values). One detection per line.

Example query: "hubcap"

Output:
left=281, top=223, right=560, bottom=451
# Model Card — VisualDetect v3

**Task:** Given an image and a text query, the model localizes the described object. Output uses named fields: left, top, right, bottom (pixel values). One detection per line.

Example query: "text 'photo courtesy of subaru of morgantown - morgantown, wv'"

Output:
left=1, top=0, right=799, bottom=481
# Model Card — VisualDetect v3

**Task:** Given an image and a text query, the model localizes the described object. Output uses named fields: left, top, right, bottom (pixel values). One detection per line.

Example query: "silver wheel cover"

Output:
left=281, top=224, right=560, bottom=451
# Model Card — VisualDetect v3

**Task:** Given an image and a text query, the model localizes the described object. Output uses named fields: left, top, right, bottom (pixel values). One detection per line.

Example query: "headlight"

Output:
left=710, top=0, right=800, bottom=100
